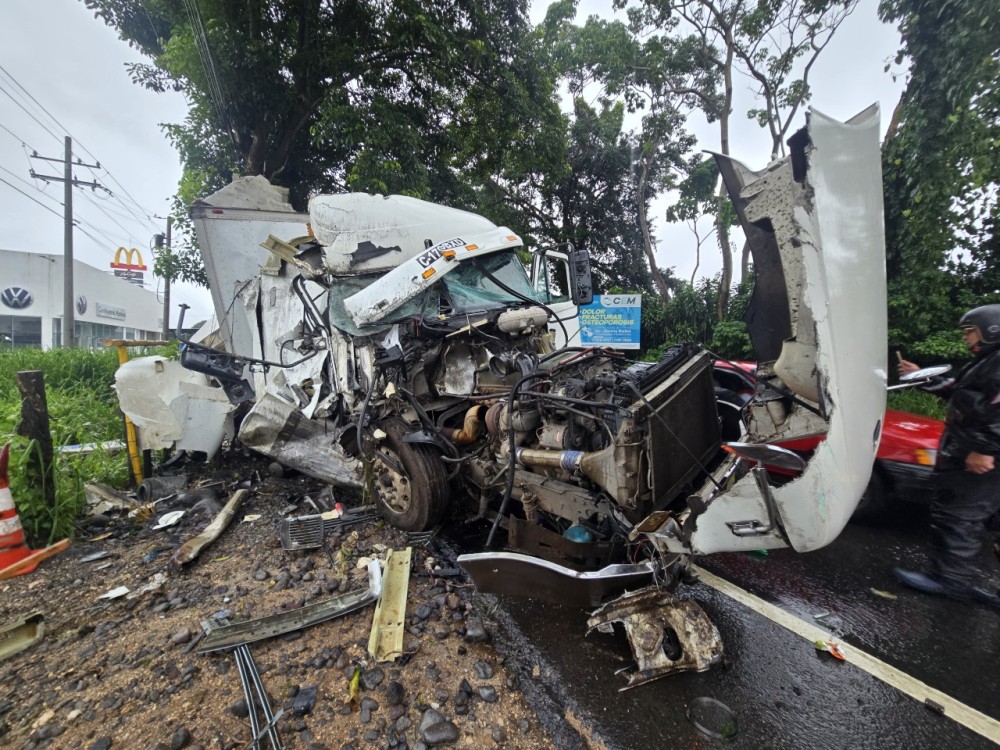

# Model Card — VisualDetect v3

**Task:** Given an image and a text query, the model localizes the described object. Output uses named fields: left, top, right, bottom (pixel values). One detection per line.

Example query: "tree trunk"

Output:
left=638, top=148, right=672, bottom=301
left=716, top=41, right=735, bottom=321
left=15, top=371, right=55, bottom=511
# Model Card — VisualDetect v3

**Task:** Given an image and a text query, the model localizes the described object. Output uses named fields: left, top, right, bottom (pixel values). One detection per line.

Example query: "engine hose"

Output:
left=486, top=371, right=549, bottom=548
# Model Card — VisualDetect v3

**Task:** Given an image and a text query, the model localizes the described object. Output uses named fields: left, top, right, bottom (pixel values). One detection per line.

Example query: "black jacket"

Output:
left=924, top=343, right=1000, bottom=470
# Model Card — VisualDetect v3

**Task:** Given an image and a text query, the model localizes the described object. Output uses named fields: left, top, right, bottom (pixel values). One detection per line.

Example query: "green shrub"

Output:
left=887, top=388, right=948, bottom=421
left=0, top=348, right=132, bottom=545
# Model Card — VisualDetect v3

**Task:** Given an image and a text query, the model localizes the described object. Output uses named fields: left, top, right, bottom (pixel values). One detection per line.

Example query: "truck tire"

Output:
left=369, top=417, right=448, bottom=532
left=851, top=470, right=890, bottom=523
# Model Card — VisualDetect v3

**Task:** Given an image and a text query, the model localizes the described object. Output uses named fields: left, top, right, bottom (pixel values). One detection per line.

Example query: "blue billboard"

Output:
left=579, top=294, right=642, bottom=349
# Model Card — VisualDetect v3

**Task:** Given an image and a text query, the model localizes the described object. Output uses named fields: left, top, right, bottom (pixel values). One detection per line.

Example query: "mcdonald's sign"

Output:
left=110, top=247, right=147, bottom=286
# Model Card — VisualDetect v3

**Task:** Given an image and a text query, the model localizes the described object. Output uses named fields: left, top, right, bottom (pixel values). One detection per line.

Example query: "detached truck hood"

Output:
left=691, top=105, right=887, bottom=554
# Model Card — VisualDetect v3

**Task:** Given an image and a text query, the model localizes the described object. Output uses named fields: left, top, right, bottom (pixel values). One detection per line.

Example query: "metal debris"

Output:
left=586, top=588, right=724, bottom=689
left=234, top=643, right=283, bottom=749
left=198, top=559, right=383, bottom=653
left=0, top=612, right=44, bottom=662
left=98, top=586, right=130, bottom=600
left=406, top=527, right=441, bottom=547
left=368, top=548, right=412, bottom=662
left=458, top=551, right=655, bottom=608
left=279, top=506, right=378, bottom=551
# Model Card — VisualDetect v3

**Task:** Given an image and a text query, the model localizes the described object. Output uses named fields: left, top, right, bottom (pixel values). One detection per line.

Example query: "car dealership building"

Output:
left=0, top=248, right=163, bottom=349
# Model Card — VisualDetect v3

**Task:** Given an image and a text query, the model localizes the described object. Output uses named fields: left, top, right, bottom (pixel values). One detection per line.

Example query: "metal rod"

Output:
left=239, top=645, right=283, bottom=749
left=233, top=648, right=261, bottom=749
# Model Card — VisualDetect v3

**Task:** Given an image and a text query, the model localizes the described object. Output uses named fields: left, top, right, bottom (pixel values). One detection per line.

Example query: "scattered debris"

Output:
left=0, top=612, right=44, bottom=662
left=458, top=551, right=654, bottom=608
left=870, top=588, right=898, bottom=600
left=152, top=510, right=186, bottom=530
left=406, top=527, right=441, bottom=547
left=586, top=588, right=723, bottom=689
left=84, top=482, right=132, bottom=516
left=231, top=642, right=284, bottom=749
left=79, top=550, right=113, bottom=563
left=198, top=559, right=383, bottom=652
left=814, top=640, right=846, bottom=660
left=279, top=506, right=378, bottom=551
left=98, top=586, right=130, bottom=600
left=171, top=488, right=250, bottom=568
left=687, top=696, right=738, bottom=741
left=136, top=475, right=188, bottom=503
left=368, top=548, right=412, bottom=662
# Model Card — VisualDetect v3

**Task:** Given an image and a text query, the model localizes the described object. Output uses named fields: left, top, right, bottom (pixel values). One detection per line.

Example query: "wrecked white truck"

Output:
left=122, top=106, right=886, bottom=686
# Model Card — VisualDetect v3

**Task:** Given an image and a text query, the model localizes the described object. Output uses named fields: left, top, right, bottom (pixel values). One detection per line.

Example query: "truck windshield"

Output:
left=439, top=250, right=541, bottom=315
left=328, top=250, right=542, bottom=333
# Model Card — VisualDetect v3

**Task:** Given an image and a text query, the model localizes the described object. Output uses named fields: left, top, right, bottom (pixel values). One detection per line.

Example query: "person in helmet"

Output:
left=894, top=304, right=1000, bottom=607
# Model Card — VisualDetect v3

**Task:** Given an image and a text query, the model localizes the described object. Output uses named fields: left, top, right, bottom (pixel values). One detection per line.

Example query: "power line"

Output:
left=0, top=120, right=31, bottom=146
left=0, top=163, right=61, bottom=204
left=77, top=189, right=146, bottom=243
left=0, top=64, right=166, bottom=234
left=0, top=64, right=68, bottom=141
left=0, top=175, right=63, bottom=218
left=0, top=83, right=64, bottom=146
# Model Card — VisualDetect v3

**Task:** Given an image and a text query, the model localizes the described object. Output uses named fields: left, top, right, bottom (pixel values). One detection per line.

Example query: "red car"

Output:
left=713, top=361, right=943, bottom=520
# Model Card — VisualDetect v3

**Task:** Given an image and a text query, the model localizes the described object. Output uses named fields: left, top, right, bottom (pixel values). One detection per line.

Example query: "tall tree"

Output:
left=538, top=2, right=708, bottom=299
left=879, top=0, right=1000, bottom=360
left=83, top=0, right=540, bottom=283
left=620, top=0, right=856, bottom=317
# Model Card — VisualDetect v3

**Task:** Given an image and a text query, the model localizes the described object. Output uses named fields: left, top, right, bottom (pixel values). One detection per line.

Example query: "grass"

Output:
left=0, top=347, right=168, bottom=546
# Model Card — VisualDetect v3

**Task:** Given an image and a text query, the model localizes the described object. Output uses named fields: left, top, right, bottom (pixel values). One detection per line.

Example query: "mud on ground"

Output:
left=0, top=453, right=597, bottom=750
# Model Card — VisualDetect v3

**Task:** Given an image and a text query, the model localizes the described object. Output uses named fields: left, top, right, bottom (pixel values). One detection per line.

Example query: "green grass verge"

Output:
left=0, top=348, right=151, bottom=546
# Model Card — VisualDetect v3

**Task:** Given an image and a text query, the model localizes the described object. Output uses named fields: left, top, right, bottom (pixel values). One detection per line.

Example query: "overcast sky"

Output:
left=1, top=0, right=905, bottom=321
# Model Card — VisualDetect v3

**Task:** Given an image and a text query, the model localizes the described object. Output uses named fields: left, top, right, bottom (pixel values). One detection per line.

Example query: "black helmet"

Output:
left=959, top=304, right=1000, bottom=344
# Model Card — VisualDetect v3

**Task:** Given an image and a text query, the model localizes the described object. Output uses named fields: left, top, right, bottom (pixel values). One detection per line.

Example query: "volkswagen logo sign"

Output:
left=76, top=295, right=88, bottom=315
left=1, top=287, right=33, bottom=310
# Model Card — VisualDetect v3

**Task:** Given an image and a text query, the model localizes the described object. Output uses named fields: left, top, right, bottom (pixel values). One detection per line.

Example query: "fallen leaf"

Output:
left=349, top=666, right=361, bottom=704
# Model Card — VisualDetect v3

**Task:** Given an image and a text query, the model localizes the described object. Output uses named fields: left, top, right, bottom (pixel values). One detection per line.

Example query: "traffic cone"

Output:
left=0, top=444, right=39, bottom=576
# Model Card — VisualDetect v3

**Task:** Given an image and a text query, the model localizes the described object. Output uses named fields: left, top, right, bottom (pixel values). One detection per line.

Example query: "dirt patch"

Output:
left=0, top=454, right=592, bottom=750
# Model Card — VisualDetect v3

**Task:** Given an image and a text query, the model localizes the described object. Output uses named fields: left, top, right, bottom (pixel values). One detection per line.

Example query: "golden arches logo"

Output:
left=110, top=247, right=147, bottom=270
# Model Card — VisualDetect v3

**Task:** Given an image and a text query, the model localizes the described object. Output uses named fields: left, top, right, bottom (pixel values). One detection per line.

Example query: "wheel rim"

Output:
left=376, top=448, right=412, bottom=514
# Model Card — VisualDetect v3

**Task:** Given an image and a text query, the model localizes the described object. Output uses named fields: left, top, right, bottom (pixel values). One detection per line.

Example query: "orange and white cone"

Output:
left=0, top=444, right=39, bottom=576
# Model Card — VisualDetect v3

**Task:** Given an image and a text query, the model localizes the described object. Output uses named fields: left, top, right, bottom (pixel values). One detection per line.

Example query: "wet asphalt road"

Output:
left=491, top=506, right=1000, bottom=749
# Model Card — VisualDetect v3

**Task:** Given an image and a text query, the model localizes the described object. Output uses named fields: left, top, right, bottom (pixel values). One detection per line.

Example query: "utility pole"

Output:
left=163, top=217, right=172, bottom=339
left=154, top=217, right=173, bottom=339
left=30, top=137, right=102, bottom=348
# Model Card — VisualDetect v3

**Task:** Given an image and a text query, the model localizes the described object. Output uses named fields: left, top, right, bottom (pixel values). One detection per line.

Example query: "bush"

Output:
left=0, top=348, right=129, bottom=546
left=887, top=388, right=948, bottom=421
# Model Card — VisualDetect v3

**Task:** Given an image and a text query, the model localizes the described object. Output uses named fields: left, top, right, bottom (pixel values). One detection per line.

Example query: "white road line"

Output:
left=693, top=566, right=1000, bottom=747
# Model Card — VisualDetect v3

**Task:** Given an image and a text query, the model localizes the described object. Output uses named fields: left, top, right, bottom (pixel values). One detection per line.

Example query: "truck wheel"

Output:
left=851, top=471, right=890, bottom=523
left=369, top=418, right=448, bottom=532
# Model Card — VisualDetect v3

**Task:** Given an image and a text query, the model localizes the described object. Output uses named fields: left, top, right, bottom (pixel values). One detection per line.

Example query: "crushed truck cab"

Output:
left=119, top=106, right=885, bottom=687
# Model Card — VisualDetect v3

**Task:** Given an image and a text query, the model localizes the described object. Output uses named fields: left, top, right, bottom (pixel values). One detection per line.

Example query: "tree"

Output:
left=619, top=0, right=857, bottom=317
left=472, top=93, right=656, bottom=294
left=83, top=0, right=541, bottom=283
left=879, top=0, right=1000, bottom=361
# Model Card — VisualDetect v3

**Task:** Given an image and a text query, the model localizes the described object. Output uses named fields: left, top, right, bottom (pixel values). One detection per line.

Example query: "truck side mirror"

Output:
left=567, top=246, right=593, bottom=306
